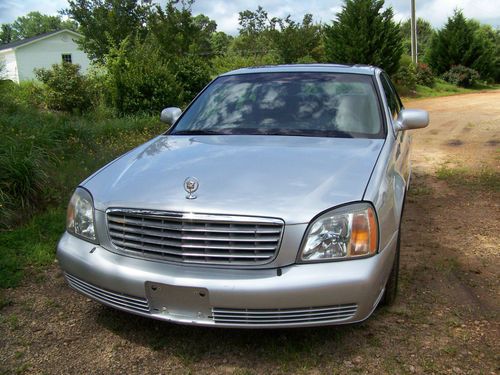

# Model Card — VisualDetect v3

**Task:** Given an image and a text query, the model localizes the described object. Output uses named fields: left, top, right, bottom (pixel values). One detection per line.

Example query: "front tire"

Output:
left=381, top=229, right=400, bottom=306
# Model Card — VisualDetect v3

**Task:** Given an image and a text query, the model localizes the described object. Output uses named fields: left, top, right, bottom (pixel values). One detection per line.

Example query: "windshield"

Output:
left=170, top=72, right=384, bottom=138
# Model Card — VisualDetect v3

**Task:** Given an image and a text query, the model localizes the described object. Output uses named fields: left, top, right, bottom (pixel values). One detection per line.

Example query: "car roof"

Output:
left=220, top=64, right=378, bottom=77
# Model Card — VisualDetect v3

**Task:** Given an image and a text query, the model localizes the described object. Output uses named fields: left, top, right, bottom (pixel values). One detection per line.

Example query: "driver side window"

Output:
left=381, top=73, right=401, bottom=120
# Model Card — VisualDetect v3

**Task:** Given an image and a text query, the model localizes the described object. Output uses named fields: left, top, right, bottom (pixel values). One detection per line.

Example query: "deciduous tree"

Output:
left=0, top=12, right=77, bottom=44
left=64, top=0, right=151, bottom=61
left=400, top=18, right=434, bottom=60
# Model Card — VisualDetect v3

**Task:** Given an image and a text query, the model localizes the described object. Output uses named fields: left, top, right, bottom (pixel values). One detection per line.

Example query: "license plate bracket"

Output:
left=145, top=282, right=211, bottom=320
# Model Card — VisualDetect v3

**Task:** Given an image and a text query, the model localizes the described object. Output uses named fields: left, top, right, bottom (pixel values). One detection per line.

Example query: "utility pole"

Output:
left=410, top=0, right=417, bottom=64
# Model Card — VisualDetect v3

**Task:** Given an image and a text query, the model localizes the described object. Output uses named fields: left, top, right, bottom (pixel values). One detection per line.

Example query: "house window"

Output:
left=62, top=54, right=72, bottom=63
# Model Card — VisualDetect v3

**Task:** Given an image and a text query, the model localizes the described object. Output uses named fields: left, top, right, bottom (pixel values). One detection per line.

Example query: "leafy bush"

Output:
left=35, top=62, right=92, bottom=112
left=211, top=51, right=280, bottom=76
left=105, top=36, right=182, bottom=115
left=173, top=56, right=212, bottom=105
left=442, top=65, right=480, bottom=87
left=416, top=63, right=435, bottom=87
left=392, top=55, right=417, bottom=93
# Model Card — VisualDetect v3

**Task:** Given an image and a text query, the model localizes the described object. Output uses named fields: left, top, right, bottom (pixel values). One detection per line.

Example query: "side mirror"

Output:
left=160, top=107, right=182, bottom=125
left=396, top=109, right=429, bottom=131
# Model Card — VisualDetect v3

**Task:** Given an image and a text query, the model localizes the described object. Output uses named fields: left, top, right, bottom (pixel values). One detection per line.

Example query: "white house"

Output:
left=0, top=29, right=91, bottom=83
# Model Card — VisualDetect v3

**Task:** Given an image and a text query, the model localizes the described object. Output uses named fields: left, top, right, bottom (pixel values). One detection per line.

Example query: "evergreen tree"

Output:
left=323, top=0, right=402, bottom=75
left=428, top=10, right=475, bottom=74
left=428, top=10, right=497, bottom=81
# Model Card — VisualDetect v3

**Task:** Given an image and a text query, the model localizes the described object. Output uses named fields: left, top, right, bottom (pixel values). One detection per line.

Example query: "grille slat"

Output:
left=110, top=238, right=273, bottom=259
left=108, top=223, right=279, bottom=242
left=108, top=216, right=282, bottom=234
left=107, top=209, right=284, bottom=265
left=213, top=306, right=357, bottom=316
left=65, top=273, right=149, bottom=313
left=212, top=304, right=358, bottom=324
left=109, top=232, right=277, bottom=251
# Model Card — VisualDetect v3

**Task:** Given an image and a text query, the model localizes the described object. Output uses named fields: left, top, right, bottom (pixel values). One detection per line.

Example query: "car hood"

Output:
left=84, top=135, right=384, bottom=224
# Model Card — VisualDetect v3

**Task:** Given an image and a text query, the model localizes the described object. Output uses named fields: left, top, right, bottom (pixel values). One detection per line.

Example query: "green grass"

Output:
left=0, top=209, right=64, bottom=288
left=436, top=165, right=500, bottom=191
left=402, top=79, right=500, bottom=99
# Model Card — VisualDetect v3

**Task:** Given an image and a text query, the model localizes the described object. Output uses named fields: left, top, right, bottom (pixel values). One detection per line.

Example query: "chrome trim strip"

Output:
left=65, top=273, right=150, bottom=313
left=106, top=208, right=284, bottom=225
left=212, top=304, right=358, bottom=324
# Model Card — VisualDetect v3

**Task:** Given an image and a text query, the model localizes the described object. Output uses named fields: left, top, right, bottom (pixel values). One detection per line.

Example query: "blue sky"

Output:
left=1, top=0, right=499, bottom=34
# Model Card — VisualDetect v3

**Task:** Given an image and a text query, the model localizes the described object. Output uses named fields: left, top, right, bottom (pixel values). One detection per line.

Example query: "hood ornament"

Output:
left=184, top=177, right=199, bottom=199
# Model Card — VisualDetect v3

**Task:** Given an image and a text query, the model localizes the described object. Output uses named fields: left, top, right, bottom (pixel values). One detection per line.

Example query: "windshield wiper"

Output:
left=170, top=129, right=228, bottom=135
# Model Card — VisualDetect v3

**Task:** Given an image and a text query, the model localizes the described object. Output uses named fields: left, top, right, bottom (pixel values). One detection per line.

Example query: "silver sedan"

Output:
left=57, top=64, right=429, bottom=328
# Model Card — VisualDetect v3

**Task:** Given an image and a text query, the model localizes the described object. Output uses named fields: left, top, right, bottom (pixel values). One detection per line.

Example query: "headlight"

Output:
left=299, top=203, right=378, bottom=262
left=66, top=187, right=97, bottom=243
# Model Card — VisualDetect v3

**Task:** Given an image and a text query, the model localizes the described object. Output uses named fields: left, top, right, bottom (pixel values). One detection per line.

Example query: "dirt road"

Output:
left=1, top=91, right=499, bottom=374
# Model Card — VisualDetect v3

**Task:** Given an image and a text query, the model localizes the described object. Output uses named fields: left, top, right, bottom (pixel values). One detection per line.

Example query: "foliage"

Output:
left=272, top=14, right=324, bottom=63
left=210, top=31, right=233, bottom=55
left=0, top=85, right=164, bottom=285
left=233, top=7, right=323, bottom=64
left=149, top=2, right=217, bottom=58
left=0, top=82, right=164, bottom=231
left=392, top=55, right=417, bottom=94
left=427, top=10, right=497, bottom=81
left=469, top=23, right=499, bottom=83
left=211, top=51, right=281, bottom=76
left=442, top=65, right=480, bottom=87
left=64, top=0, right=151, bottom=62
left=0, top=11, right=77, bottom=44
left=415, top=63, right=435, bottom=87
left=400, top=18, right=434, bottom=60
left=172, top=56, right=212, bottom=104
left=323, top=0, right=403, bottom=75
left=0, top=137, right=51, bottom=228
left=105, top=36, right=181, bottom=115
left=35, top=62, right=92, bottom=112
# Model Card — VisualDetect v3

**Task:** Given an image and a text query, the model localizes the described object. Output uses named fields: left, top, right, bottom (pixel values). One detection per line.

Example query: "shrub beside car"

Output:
left=442, top=65, right=480, bottom=88
left=416, top=63, right=435, bottom=87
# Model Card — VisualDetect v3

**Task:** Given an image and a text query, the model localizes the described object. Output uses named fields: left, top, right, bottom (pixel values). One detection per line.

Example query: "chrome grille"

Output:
left=212, top=304, right=358, bottom=325
left=106, top=209, right=284, bottom=265
left=65, top=273, right=150, bottom=313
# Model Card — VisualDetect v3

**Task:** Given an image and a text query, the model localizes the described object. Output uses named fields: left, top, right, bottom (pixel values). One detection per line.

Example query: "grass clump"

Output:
left=436, top=165, right=500, bottom=191
left=411, top=78, right=500, bottom=99
left=0, top=209, right=64, bottom=288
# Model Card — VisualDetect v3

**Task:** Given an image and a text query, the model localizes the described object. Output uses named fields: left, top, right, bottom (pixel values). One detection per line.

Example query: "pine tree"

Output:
left=428, top=10, right=475, bottom=75
left=428, top=10, right=497, bottom=81
left=323, top=0, right=403, bottom=75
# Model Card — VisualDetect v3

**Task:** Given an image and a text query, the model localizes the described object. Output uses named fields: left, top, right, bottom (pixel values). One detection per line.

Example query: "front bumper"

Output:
left=57, top=231, right=397, bottom=328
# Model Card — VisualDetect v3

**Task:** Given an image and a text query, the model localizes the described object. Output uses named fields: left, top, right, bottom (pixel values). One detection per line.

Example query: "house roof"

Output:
left=0, top=29, right=82, bottom=52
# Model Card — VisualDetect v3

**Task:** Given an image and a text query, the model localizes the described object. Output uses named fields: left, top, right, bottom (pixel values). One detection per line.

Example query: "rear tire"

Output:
left=381, top=228, right=401, bottom=306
